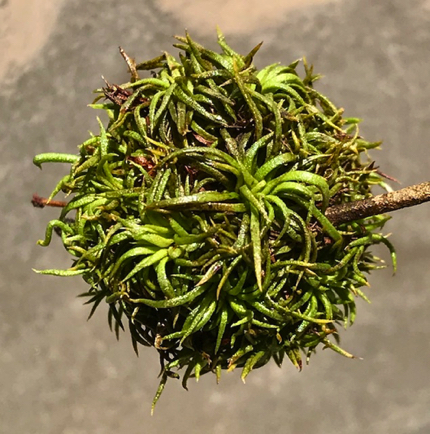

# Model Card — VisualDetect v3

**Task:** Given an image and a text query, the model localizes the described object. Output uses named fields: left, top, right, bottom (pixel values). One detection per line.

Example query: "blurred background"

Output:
left=1, top=0, right=430, bottom=433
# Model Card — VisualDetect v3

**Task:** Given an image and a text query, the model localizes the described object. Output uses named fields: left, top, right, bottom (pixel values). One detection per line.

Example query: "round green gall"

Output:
left=33, top=30, right=395, bottom=411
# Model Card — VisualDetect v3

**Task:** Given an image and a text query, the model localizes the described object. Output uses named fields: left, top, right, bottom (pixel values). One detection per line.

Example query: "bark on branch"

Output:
left=31, top=182, right=430, bottom=226
left=325, top=182, right=430, bottom=226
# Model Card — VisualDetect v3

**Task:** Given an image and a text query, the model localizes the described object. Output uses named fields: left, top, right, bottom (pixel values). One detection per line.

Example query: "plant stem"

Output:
left=325, top=182, right=430, bottom=225
left=31, top=182, right=430, bottom=225
left=32, top=193, right=67, bottom=208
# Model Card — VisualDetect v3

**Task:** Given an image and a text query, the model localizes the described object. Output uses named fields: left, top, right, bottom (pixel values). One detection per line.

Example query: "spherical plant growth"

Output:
left=33, top=30, right=396, bottom=411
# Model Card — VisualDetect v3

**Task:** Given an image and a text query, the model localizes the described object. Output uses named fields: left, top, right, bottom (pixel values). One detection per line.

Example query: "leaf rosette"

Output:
left=34, top=30, right=395, bottom=411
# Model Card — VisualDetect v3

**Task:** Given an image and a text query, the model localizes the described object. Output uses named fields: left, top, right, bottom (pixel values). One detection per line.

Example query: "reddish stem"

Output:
left=32, top=193, right=67, bottom=208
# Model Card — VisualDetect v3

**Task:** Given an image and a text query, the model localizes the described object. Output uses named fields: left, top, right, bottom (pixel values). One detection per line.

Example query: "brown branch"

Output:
left=31, top=182, right=430, bottom=227
left=32, top=194, right=67, bottom=208
left=325, top=182, right=430, bottom=226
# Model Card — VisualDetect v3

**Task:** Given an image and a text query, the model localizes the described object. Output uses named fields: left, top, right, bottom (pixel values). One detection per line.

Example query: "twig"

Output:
left=32, top=193, right=67, bottom=208
left=325, top=182, right=430, bottom=225
left=31, top=182, right=430, bottom=226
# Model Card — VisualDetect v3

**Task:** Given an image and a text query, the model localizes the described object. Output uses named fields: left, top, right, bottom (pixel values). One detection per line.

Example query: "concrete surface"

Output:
left=1, top=0, right=430, bottom=433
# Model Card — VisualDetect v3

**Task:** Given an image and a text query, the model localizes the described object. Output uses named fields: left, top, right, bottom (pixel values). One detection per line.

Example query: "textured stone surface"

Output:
left=0, top=0, right=65, bottom=83
left=1, top=1, right=430, bottom=433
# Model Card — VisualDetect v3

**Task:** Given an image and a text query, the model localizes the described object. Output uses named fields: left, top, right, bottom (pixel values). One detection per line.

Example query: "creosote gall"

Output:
left=33, top=30, right=396, bottom=412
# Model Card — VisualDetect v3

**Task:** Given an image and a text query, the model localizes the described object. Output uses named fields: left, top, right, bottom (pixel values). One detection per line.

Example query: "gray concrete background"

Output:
left=1, top=1, right=430, bottom=433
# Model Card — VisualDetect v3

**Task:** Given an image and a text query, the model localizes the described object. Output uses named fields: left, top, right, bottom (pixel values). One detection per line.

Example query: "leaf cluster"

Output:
left=34, top=30, right=395, bottom=410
